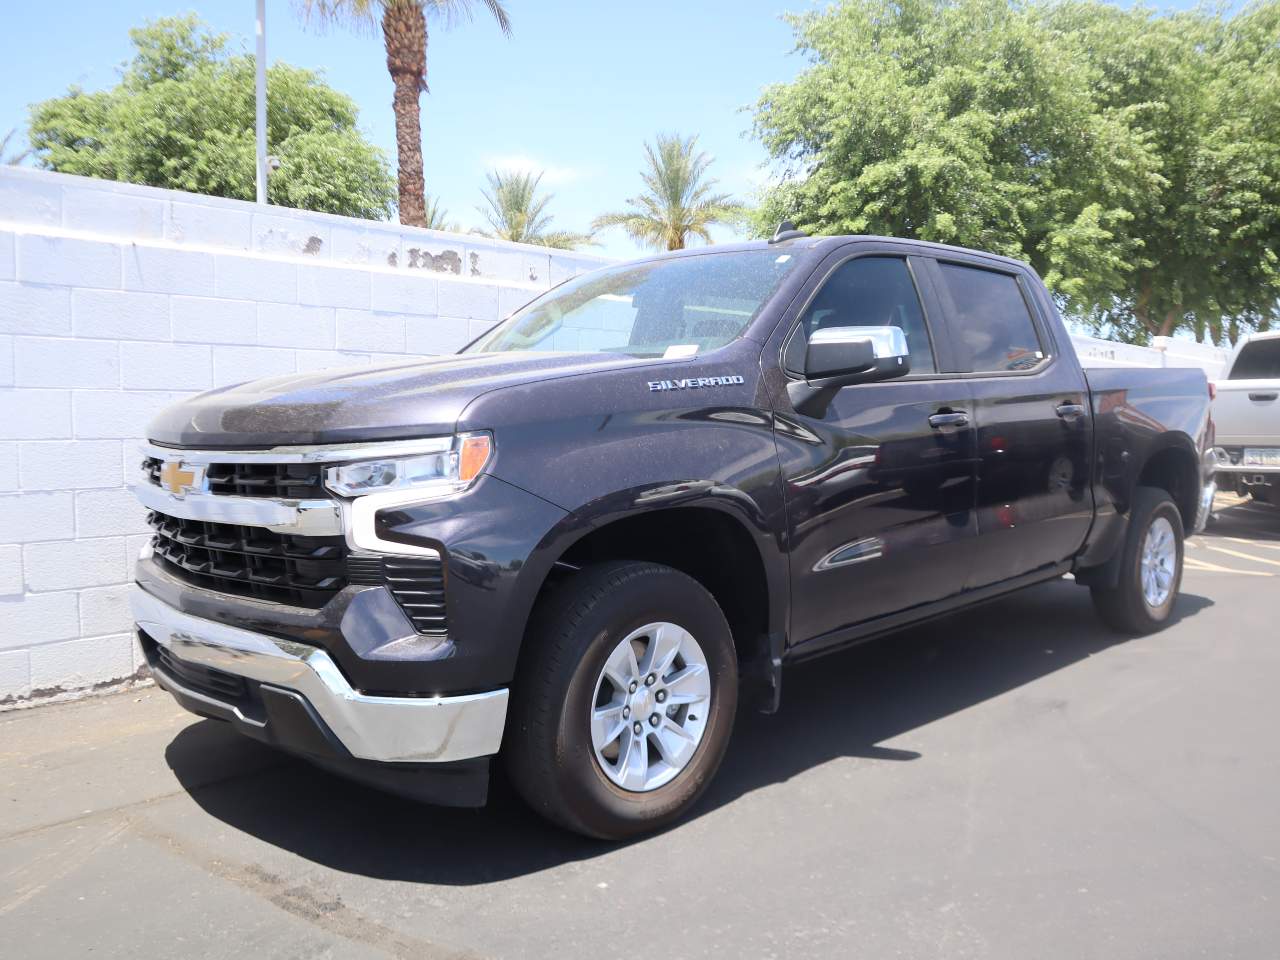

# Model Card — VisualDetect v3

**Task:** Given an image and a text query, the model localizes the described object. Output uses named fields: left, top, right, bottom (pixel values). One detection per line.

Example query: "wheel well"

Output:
left=546, top=508, right=771, bottom=668
left=1137, top=445, right=1199, bottom=531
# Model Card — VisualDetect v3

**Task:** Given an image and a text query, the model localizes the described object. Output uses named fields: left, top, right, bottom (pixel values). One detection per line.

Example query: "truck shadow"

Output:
left=165, top=577, right=1212, bottom=885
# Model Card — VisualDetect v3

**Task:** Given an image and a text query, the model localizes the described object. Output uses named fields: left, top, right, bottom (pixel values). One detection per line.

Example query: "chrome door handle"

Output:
left=1055, top=402, right=1086, bottom=421
left=928, top=411, right=969, bottom=429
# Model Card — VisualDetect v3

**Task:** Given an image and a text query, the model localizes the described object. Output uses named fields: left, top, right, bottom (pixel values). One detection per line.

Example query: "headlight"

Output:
left=324, top=433, right=492, bottom=499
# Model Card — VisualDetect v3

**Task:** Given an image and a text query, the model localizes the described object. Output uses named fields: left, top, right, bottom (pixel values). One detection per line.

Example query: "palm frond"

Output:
left=476, top=168, right=590, bottom=248
left=593, top=133, right=744, bottom=251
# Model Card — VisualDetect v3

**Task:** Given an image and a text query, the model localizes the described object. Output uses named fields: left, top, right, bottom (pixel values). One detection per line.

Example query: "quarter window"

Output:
left=787, top=257, right=936, bottom=375
left=937, top=263, right=1045, bottom=373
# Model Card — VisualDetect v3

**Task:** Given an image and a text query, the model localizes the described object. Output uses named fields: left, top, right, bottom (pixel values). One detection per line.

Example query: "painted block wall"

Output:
left=0, top=167, right=610, bottom=707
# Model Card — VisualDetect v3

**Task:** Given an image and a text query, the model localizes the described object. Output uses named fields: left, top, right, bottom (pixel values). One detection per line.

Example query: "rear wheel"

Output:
left=1090, top=486, right=1184, bottom=634
left=506, top=561, right=738, bottom=839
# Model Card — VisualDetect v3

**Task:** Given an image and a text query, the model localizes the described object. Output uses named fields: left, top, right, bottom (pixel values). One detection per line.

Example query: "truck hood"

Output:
left=146, top=352, right=652, bottom=448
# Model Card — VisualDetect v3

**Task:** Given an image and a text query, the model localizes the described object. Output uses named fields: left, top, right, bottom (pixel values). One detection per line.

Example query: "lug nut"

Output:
left=650, top=713, right=662, bottom=727
left=655, top=690, right=667, bottom=703
left=633, top=721, right=643, bottom=735
left=622, top=706, right=630, bottom=719
left=645, top=674, right=656, bottom=686
left=628, top=681, right=638, bottom=694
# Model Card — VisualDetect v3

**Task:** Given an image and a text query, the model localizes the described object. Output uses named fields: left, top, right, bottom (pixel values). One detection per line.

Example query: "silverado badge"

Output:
left=647, top=375, right=745, bottom=392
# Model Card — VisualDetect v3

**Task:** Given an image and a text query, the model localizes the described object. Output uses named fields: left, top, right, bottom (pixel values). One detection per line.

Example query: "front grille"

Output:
left=154, top=643, right=249, bottom=703
left=148, top=512, right=347, bottom=607
left=142, top=456, right=324, bottom=500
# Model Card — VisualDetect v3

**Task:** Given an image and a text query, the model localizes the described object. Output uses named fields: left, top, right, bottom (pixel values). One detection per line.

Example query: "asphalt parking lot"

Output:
left=3, top=493, right=1278, bottom=959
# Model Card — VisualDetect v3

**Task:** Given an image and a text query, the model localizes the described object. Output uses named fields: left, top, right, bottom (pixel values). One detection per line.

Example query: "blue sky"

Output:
left=0, top=1, right=1212, bottom=259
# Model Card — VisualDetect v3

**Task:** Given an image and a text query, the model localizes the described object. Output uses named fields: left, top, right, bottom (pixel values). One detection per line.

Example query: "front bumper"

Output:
left=132, top=587, right=509, bottom=766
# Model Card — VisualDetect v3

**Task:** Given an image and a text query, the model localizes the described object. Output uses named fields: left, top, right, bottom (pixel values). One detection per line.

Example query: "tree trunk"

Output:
left=1134, top=274, right=1153, bottom=339
left=383, top=2, right=427, bottom=228
left=1157, top=308, right=1179, bottom=338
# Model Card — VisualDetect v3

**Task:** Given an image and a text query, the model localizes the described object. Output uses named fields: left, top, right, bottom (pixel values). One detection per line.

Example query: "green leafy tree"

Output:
left=476, top=169, right=593, bottom=249
left=29, top=15, right=396, bottom=219
left=752, top=0, right=1280, bottom=344
left=593, top=134, right=745, bottom=251
left=297, top=0, right=511, bottom=228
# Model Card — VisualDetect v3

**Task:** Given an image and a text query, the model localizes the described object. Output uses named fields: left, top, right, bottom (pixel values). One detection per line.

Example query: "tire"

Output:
left=1090, top=486, right=1185, bottom=634
left=505, top=561, right=738, bottom=840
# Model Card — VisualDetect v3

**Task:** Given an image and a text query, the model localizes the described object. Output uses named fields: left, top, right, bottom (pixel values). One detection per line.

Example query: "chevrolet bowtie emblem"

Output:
left=159, top=460, right=197, bottom=497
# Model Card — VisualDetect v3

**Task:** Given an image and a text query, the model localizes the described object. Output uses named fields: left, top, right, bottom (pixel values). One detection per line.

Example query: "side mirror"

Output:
left=805, top=326, right=911, bottom=384
left=790, top=326, right=911, bottom=416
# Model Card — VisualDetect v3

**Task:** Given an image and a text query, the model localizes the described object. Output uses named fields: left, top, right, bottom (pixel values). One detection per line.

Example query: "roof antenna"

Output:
left=769, top=219, right=808, bottom=244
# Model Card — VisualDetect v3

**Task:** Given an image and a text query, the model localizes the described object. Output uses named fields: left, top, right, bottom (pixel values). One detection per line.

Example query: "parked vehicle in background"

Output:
left=129, top=232, right=1215, bottom=839
left=1212, top=331, right=1280, bottom=505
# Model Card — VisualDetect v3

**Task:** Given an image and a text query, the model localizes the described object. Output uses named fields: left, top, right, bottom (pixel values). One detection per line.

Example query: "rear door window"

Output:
left=1228, top=339, right=1280, bottom=379
left=937, top=263, right=1045, bottom=373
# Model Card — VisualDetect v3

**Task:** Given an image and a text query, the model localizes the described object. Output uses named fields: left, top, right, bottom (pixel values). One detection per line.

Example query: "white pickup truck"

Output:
left=1213, top=331, right=1280, bottom=505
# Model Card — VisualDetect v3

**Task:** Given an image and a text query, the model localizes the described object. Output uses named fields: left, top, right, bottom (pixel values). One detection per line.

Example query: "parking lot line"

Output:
left=1222, top=536, right=1280, bottom=551
left=1202, top=544, right=1280, bottom=568
left=1183, top=556, right=1273, bottom=576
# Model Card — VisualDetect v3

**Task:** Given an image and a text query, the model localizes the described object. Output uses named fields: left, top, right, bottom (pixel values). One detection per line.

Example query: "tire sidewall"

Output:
left=549, top=568, right=737, bottom=837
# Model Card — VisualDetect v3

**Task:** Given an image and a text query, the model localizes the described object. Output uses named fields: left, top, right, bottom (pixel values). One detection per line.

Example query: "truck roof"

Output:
left=634, top=234, right=1034, bottom=273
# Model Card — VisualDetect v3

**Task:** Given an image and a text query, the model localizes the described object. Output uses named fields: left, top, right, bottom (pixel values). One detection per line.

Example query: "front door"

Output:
left=770, top=252, right=978, bottom=647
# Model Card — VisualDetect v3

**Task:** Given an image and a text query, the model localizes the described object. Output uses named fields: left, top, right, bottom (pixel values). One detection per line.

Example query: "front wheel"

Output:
left=506, top=561, right=738, bottom=840
left=1090, top=486, right=1185, bottom=634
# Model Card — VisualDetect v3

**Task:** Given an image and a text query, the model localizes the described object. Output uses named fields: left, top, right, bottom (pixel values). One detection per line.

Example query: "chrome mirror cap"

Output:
left=809, top=325, right=909, bottom=360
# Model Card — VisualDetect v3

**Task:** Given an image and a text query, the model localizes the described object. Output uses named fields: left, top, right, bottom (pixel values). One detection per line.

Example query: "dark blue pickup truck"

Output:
left=130, top=232, right=1214, bottom=838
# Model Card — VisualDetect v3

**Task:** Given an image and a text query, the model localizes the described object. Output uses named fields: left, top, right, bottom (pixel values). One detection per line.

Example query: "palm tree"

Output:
left=298, top=1, right=511, bottom=228
left=476, top=169, right=593, bottom=250
left=593, top=133, right=745, bottom=251
left=423, top=193, right=454, bottom=231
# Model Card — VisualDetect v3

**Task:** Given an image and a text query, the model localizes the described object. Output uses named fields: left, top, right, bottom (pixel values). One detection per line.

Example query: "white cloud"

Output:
left=479, top=153, right=585, bottom=185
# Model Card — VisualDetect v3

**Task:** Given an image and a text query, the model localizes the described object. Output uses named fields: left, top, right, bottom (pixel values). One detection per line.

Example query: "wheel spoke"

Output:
left=615, top=729, right=649, bottom=791
left=663, top=662, right=709, bottom=705
left=651, top=717, right=697, bottom=767
left=602, top=638, right=640, bottom=692
left=591, top=703, right=626, bottom=751
left=641, top=622, right=685, bottom=680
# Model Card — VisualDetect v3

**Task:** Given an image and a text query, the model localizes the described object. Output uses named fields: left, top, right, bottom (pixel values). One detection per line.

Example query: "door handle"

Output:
left=928, top=411, right=969, bottom=429
left=1248, top=392, right=1278, bottom=402
left=1055, top=402, right=1087, bottom=422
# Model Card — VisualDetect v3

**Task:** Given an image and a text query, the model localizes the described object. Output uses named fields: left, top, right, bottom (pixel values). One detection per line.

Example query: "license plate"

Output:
left=1243, top=447, right=1280, bottom=467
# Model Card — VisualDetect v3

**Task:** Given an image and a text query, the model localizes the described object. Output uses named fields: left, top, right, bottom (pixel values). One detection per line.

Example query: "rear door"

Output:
left=925, top=257, right=1094, bottom=589
left=768, top=245, right=978, bottom=646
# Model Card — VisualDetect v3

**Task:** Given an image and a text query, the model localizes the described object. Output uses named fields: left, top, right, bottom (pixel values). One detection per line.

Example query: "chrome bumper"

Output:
left=131, top=587, right=507, bottom=763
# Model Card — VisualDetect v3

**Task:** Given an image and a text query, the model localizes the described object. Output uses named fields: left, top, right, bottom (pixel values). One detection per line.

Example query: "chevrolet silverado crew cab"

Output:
left=1211, top=330, right=1280, bottom=505
left=130, top=233, right=1214, bottom=839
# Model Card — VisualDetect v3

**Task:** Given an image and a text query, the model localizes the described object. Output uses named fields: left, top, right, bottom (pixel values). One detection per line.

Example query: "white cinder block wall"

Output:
left=0, top=167, right=610, bottom=707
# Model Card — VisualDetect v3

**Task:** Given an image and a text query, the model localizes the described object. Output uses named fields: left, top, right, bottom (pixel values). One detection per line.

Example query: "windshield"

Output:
left=465, top=249, right=801, bottom=358
left=1229, top=338, right=1280, bottom=380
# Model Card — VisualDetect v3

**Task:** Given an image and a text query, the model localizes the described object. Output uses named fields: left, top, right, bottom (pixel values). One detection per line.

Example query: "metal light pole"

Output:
left=254, top=0, right=268, bottom=204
